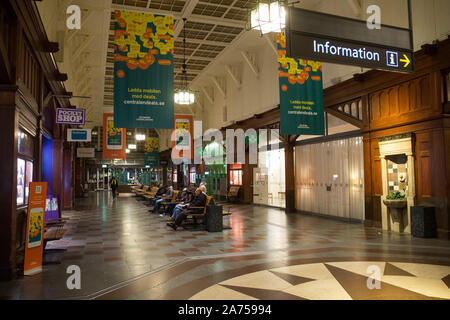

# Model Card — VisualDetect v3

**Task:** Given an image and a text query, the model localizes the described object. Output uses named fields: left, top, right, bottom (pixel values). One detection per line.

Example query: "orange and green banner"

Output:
left=24, top=182, right=47, bottom=276
left=144, top=137, right=159, bottom=166
left=103, top=113, right=126, bottom=159
left=172, top=114, right=193, bottom=161
left=277, top=33, right=325, bottom=136
left=113, top=10, right=174, bottom=129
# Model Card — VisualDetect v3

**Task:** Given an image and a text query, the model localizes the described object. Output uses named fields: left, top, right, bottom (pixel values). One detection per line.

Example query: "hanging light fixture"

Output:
left=249, top=0, right=286, bottom=35
left=174, top=18, right=195, bottom=105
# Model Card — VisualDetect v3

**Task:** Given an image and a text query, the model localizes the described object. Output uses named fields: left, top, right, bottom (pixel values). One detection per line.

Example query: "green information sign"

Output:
left=145, top=152, right=159, bottom=166
left=113, top=10, right=174, bottom=129
left=277, top=33, right=325, bottom=136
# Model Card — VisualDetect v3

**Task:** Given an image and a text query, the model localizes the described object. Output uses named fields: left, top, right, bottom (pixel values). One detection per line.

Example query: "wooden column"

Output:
left=283, top=135, right=298, bottom=213
left=62, top=144, right=72, bottom=209
left=0, top=85, right=19, bottom=280
left=52, top=139, right=64, bottom=204
left=162, top=165, right=168, bottom=186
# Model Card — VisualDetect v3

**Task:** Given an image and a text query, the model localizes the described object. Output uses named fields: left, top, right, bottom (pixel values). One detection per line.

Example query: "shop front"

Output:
left=253, top=148, right=286, bottom=208
left=295, top=136, right=365, bottom=221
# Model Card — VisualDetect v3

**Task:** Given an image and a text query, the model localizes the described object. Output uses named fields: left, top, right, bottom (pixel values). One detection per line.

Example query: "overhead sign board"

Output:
left=286, top=7, right=414, bottom=73
left=77, top=148, right=95, bottom=158
left=56, top=108, right=85, bottom=125
left=288, top=33, right=413, bottom=73
left=67, top=129, right=91, bottom=142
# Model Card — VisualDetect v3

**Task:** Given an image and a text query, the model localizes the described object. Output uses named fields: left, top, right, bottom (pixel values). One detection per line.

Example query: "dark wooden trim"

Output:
left=0, top=31, right=12, bottom=83
left=8, top=0, right=70, bottom=108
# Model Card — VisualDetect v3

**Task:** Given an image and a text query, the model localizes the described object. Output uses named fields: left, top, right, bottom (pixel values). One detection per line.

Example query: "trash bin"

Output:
left=206, top=205, right=222, bottom=232
left=411, top=206, right=437, bottom=238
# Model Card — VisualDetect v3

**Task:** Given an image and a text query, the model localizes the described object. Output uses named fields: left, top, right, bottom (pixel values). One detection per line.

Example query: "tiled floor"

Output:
left=0, top=191, right=449, bottom=300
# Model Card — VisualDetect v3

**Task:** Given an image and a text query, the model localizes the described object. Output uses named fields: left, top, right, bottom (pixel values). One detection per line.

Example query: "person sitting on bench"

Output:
left=151, top=186, right=173, bottom=215
left=167, top=188, right=206, bottom=230
left=166, top=187, right=189, bottom=219
left=148, top=184, right=166, bottom=205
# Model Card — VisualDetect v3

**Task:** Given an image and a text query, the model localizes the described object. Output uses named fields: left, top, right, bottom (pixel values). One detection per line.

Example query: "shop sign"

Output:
left=285, top=7, right=414, bottom=73
left=67, top=129, right=91, bottom=142
left=278, top=33, right=325, bottom=136
left=24, top=182, right=47, bottom=276
left=113, top=10, right=174, bottom=128
left=56, top=108, right=85, bottom=125
left=77, top=147, right=95, bottom=158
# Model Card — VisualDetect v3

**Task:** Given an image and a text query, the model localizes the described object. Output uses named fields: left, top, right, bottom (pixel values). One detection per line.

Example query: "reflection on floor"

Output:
left=0, top=191, right=448, bottom=300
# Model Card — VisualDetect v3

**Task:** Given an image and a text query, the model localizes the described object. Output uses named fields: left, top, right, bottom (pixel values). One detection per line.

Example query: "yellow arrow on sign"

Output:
left=400, top=54, right=410, bottom=68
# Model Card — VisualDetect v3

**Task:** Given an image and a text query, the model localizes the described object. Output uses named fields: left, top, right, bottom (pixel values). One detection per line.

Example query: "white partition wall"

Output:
left=295, top=136, right=364, bottom=221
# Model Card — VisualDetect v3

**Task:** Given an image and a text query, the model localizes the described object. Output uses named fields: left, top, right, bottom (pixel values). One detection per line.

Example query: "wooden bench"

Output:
left=131, top=185, right=143, bottom=193
left=44, top=219, right=68, bottom=249
left=158, top=190, right=179, bottom=213
left=227, top=186, right=241, bottom=202
left=142, top=186, right=160, bottom=200
left=134, top=185, right=150, bottom=196
left=186, top=196, right=232, bottom=229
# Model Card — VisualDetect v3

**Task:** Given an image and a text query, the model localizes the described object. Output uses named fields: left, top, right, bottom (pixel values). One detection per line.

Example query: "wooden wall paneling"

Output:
left=444, top=127, right=450, bottom=238
left=370, top=138, right=382, bottom=226
left=415, top=131, right=432, bottom=199
left=368, top=73, right=441, bottom=132
left=0, top=86, right=19, bottom=280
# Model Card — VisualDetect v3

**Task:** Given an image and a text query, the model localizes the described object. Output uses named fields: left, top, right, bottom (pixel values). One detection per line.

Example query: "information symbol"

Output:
left=386, top=51, right=398, bottom=67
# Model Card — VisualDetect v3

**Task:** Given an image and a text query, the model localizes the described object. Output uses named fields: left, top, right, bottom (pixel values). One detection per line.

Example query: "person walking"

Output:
left=110, top=176, right=118, bottom=199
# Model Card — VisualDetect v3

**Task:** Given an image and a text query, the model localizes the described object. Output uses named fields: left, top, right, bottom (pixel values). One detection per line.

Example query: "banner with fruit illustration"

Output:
left=172, top=114, right=193, bottom=161
left=277, top=33, right=325, bottom=135
left=113, top=10, right=174, bottom=129
left=24, top=182, right=47, bottom=276
left=103, top=113, right=127, bottom=159
left=144, top=137, right=159, bottom=166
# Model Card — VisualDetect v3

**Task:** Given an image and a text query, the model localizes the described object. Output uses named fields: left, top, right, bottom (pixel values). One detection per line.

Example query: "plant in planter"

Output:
left=386, top=191, right=406, bottom=200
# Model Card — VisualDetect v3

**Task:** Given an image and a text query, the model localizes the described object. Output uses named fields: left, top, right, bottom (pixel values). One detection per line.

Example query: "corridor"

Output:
left=1, top=192, right=449, bottom=300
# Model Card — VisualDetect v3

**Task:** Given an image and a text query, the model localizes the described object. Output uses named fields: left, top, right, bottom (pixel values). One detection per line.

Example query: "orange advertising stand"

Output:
left=24, top=182, right=47, bottom=276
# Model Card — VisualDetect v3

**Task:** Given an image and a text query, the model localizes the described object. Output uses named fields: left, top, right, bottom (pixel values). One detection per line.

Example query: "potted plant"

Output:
left=383, top=191, right=407, bottom=207
left=383, top=191, right=407, bottom=221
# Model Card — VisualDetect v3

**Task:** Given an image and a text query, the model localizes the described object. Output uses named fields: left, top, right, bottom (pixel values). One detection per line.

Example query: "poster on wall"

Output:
left=144, top=137, right=159, bottom=166
left=102, top=113, right=126, bottom=159
left=277, top=33, right=325, bottom=136
left=113, top=10, right=174, bottom=129
left=24, top=182, right=47, bottom=276
left=172, top=115, right=193, bottom=160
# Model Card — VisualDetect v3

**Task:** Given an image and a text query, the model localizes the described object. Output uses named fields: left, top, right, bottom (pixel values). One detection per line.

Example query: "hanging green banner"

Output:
left=144, top=137, right=159, bottom=166
left=277, top=33, right=325, bottom=136
left=113, top=10, right=174, bottom=129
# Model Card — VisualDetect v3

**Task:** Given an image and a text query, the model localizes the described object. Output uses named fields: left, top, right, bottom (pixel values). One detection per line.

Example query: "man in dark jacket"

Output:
left=149, top=184, right=167, bottom=206
left=167, top=188, right=207, bottom=230
left=165, top=187, right=190, bottom=218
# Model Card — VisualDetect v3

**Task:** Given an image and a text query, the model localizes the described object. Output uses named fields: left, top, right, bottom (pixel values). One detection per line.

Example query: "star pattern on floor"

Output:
left=190, top=262, right=450, bottom=300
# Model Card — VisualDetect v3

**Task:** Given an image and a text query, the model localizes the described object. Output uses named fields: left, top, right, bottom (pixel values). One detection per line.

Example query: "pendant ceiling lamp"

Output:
left=249, top=0, right=286, bottom=35
left=174, top=18, right=195, bottom=105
